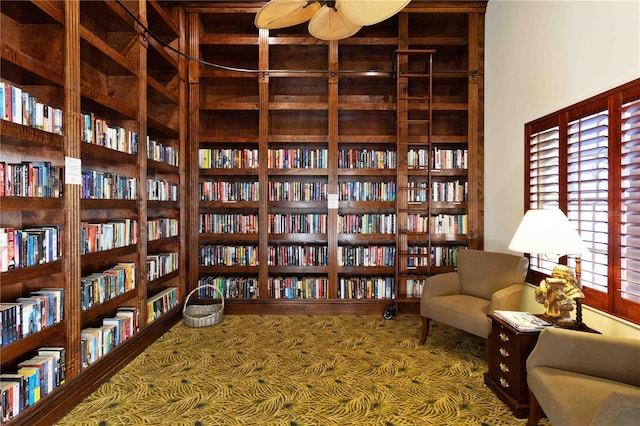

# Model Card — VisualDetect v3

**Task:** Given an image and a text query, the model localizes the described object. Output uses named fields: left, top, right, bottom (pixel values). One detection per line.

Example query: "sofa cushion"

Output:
left=527, top=367, right=640, bottom=426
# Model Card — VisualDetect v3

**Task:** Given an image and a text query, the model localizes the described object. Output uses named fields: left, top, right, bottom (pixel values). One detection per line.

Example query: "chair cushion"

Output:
left=423, top=294, right=491, bottom=338
left=527, top=367, right=640, bottom=426
left=457, top=249, right=529, bottom=300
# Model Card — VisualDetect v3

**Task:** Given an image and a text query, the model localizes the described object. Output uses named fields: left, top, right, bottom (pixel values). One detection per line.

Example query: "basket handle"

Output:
left=183, top=284, right=225, bottom=314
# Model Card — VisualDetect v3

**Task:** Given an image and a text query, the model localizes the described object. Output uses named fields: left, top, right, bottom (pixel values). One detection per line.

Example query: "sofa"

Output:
left=419, top=248, right=528, bottom=343
left=526, top=327, right=640, bottom=426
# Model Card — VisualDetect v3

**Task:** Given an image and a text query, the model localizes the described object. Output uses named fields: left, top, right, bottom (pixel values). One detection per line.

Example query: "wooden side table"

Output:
left=483, top=312, right=541, bottom=418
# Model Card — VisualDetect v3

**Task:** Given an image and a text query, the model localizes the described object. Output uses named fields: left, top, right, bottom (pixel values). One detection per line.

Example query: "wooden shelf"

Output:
left=0, top=1, right=187, bottom=424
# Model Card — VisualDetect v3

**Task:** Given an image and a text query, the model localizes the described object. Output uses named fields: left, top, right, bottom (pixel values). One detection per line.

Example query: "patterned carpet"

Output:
left=56, top=315, right=547, bottom=426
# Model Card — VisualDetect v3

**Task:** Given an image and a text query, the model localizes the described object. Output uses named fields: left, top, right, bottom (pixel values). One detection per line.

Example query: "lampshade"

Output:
left=508, top=208, right=587, bottom=256
left=337, top=0, right=411, bottom=26
left=308, top=5, right=362, bottom=41
left=254, top=0, right=321, bottom=30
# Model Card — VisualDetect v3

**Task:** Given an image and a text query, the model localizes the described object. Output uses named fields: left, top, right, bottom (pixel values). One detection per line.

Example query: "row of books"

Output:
left=430, top=180, right=468, bottom=203
left=407, top=149, right=430, bottom=169
left=200, top=181, right=259, bottom=202
left=147, top=252, right=178, bottom=282
left=147, top=178, right=178, bottom=202
left=338, top=181, right=396, bottom=202
left=81, top=112, right=138, bottom=155
left=148, top=218, right=179, bottom=241
left=337, top=276, right=395, bottom=300
left=199, top=148, right=258, bottom=169
left=200, top=213, right=258, bottom=234
left=147, top=287, right=178, bottom=324
left=1, top=346, right=66, bottom=423
left=0, top=161, right=63, bottom=198
left=338, top=149, right=397, bottom=169
left=198, top=276, right=259, bottom=299
left=0, top=289, right=64, bottom=347
left=0, top=226, right=62, bottom=272
left=338, top=214, right=396, bottom=234
left=268, top=148, right=328, bottom=169
left=406, top=245, right=463, bottom=268
left=81, top=263, right=136, bottom=312
left=81, top=171, right=137, bottom=200
left=268, top=276, right=328, bottom=299
left=0, top=82, right=63, bottom=135
left=405, top=246, right=430, bottom=267
left=405, top=279, right=425, bottom=298
left=431, top=213, right=469, bottom=235
left=269, top=213, right=327, bottom=234
left=267, top=245, right=328, bottom=266
left=80, top=219, right=138, bottom=255
left=81, top=307, right=139, bottom=369
left=432, top=147, right=468, bottom=170
left=337, top=245, right=396, bottom=267
left=148, top=137, right=178, bottom=167
left=199, top=245, right=259, bottom=267
left=268, top=181, right=327, bottom=202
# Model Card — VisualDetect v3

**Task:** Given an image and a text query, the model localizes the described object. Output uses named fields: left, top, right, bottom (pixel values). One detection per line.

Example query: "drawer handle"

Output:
left=499, top=377, right=510, bottom=388
left=499, top=332, right=510, bottom=342
left=499, top=347, right=510, bottom=357
left=499, top=362, right=510, bottom=373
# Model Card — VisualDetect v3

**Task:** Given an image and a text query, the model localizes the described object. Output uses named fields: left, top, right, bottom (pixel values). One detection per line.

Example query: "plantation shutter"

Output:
left=528, top=126, right=560, bottom=274
left=566, top=109, right=609, bottom=294
left=620, top=97, right=640, bottom=311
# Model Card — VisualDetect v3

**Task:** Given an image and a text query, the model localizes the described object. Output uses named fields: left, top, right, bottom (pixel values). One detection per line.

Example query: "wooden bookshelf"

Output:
left=183, top=1, right=486, bottom=315
left=0, top=1, right=186, bottom=424
left=0, top=0, right=485, bottom=422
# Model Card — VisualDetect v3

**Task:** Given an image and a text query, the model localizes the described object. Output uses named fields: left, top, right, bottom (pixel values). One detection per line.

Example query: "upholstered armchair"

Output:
left=526, top=327, right=640, bottom=426
left=419, top=248, right=529, bottom=344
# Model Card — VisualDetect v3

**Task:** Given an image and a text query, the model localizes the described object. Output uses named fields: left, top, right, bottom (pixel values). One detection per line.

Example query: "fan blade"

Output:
left=308, top=5, right=362, bottom=41
left=337, top=0, right=411, bottom=26
left=255, top=0, right=321, bottom=30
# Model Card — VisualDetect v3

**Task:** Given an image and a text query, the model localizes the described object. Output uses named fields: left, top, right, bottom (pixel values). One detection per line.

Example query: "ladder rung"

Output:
left=399, top=72, right=431, bottom=78
left=395, top=49, right=436, bottom=54
left=398, top=119, right=430, bottom=124
left=397, top=96, right=431, bottom=101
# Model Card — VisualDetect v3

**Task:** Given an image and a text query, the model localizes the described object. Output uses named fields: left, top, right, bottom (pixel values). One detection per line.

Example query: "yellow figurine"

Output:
left=535, top=265, right=584, bottom=323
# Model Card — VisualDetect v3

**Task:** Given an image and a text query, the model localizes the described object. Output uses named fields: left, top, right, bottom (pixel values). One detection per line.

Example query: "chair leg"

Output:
left=419, top=317, right=430, bottom=344
left=527, top=390, right=543, bottom=426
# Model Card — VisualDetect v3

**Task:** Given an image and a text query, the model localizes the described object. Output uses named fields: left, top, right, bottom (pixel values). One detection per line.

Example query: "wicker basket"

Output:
left=183, top=284, right=224, bottom=328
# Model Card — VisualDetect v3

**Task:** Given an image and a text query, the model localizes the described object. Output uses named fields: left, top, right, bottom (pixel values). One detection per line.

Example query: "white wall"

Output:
left=485, top=0, right=640, bottom=337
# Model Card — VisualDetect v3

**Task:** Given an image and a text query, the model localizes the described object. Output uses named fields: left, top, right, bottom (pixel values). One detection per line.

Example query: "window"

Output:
left=524, top=78, right=640, bottom=325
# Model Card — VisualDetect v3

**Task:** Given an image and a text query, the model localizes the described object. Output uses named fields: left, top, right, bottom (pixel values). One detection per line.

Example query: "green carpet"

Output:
left=56, top=315, right=548, bottom=425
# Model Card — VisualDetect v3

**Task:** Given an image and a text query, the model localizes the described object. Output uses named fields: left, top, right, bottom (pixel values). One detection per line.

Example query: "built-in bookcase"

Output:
left=0, top=1, right=185, bottom=424
left=185, top=1, right=485, bottom=315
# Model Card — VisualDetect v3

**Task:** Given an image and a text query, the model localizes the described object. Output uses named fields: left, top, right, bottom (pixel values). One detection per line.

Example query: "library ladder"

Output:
left=393, top=49, right=435, bottom=316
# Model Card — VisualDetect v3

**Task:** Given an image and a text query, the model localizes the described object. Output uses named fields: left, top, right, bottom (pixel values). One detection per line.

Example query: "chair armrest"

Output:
left=489, top=283, right=524, bottom=312
left=526, top=327, right=640, bottom=387
left=421, top=272, right=460, bottom=298
left=590, top=392, right=640, bottom=426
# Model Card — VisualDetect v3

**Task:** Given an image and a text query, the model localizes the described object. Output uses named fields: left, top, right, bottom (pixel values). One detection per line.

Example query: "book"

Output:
left=38, top=347, right=66, bottom=387
left=493, top=310, right=552, bottom=332
left=0, top=374, right=28, bottom=412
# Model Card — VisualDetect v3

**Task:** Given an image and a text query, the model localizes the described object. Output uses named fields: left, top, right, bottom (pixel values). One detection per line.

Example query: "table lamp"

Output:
left=508, top=208, right=588, bottom=325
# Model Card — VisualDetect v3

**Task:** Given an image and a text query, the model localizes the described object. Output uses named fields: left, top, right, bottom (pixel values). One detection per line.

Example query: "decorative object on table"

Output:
left=254, top=0, right=411, bottom=41
left=183, top=284, right=224, bottom=328
left=492, top=310, right=552, bottom=332
left=534, top=265, right=585, bottom=324
left=508, top=208, right=588, bottom=325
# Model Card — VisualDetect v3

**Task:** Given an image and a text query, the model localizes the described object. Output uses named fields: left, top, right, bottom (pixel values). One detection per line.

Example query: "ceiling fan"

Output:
left=255, top=0, right=412, bottom=41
